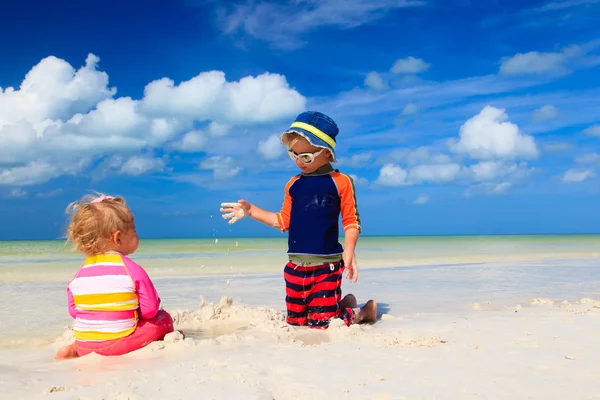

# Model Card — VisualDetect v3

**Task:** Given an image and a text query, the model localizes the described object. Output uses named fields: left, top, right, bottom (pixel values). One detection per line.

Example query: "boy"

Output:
left=220, top=111, right=376, bottom=329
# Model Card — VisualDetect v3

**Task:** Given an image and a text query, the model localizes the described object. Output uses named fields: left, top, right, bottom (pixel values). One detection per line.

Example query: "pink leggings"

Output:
left=75, top=310, right=174, bottom=357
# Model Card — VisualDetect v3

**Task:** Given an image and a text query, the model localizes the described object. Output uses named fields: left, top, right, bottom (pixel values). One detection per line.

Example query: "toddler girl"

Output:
left=55, top=194, right=174, bottom=359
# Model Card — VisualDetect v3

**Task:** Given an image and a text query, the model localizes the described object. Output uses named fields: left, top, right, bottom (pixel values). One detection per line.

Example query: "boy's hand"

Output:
left=220, top=200, right=251, bottom=224
left=343, top=251, right=358, bottom=283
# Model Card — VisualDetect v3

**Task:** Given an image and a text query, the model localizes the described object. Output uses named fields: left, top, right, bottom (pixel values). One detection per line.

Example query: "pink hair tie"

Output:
left=91, top=195, right=115, bottom=204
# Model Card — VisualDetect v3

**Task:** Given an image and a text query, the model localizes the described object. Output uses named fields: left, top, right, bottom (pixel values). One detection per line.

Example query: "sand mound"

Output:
left=528, top=297, right=600, bottom=312
left=53, top=296, right=448, bottom=355
left=579, top=298, right=600, bottom=307
left=170, top=295, right=289, bottom=332
left=531, top=298, right=555, bottom=305
left=170, top=297, right=448, bottom=349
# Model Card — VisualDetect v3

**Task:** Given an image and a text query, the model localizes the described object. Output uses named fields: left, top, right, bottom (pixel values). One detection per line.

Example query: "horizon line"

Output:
left=2, top=232, right=600, bottom=242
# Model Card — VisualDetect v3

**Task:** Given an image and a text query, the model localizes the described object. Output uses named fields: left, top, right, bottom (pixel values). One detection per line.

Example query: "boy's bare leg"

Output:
left=339, top=294, right=357, bottom=309
left=353, top=300, right=377, bottom=324
left=55, top=343, right=79, bottom=360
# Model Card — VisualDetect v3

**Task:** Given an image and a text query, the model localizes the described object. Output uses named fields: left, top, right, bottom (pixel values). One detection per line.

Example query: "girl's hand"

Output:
left=220, top=200, right=251, bottom=224
left=343, top=251, right=358, bottom=283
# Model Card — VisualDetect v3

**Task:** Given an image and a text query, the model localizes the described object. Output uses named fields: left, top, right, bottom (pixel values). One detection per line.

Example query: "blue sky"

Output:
left=1, top=0, right=600, bottom=240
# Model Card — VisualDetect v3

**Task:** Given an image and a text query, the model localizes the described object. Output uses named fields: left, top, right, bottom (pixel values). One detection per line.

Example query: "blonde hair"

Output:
left=65, top=193, right=134, bottom=256
left=281, top=132, right=334, bottom=162
left=281, top=131, right=303, bottom=148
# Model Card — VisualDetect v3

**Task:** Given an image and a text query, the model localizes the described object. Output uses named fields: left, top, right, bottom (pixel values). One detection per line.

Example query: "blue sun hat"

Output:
left=281, top=111, right=339, bottom=162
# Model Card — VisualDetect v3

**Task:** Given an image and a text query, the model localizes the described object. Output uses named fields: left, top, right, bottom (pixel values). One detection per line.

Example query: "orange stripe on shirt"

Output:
left=331, top=172, right=361, bottom=233
left=276, top=175, right=300, bottom=232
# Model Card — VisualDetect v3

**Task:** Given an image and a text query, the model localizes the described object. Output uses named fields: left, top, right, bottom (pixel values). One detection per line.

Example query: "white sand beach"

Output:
left=1, top=236, right=600, bottom=399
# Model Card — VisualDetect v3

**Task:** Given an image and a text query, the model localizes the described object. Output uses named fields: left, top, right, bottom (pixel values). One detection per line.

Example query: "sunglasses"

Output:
left=287, top=149, right=325, bottom=164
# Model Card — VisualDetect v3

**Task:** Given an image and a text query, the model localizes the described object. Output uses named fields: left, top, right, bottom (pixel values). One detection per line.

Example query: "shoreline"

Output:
left=2, top=252, right=600, bottom=283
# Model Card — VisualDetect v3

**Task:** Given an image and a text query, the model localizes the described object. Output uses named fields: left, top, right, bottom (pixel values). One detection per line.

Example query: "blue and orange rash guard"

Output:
left=275, top=164, right=361, bottom=264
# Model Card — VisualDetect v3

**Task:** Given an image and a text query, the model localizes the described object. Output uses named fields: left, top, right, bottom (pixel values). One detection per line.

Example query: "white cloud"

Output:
left=467, top=161, right=533, bottom=183
left=349, top=174, right=369, bottom=187
left=318, top=44, right=600, bottom=137
left=575, top=153, right=600, bottom=164
left=402, top=103, right=419, bottom=115
left=0, top=54, right=114, bottom=128
left=0, top=162, right=66, bottom=186
left=199, top=156, right=242, bottom=179
left=208, top=121, right=231, bottom=137
left=70, top=97, right=146, bottom=137
left=408, top=163, right=462, bottom=183
left=376, top=151, right=534, bottom=193
left=491, top=182, right=512, bottom=193
left=170, top=130, right=206, bottom=153
left=383, top=148, right=468, bottom=185
left=391, top=57, right=430, bottom=74
left=449, top=106, right=538, bottom=160
left=258, top=134, right=284, bottom=160
left=543, top=142, right=575, bottom=152
left=364, top=72, right=388, bottom=91
left=531, top=0, right=600, bottom=13
left=93, top=156, right=126, bottom=180
left=0, top=53, right=305, bottom=186
left=499, top=51, right=569, bottom=76
left=94, top=155, right=166, bottom=178
left=390, top=147, right=452, bottom=165
left=499, top=42, right=598, bottom=76
left=218, top=0, right=425, bottom=49
left=562, top=168, right=595, bottom=183
left=376, top=164, right=408, bottom=186
left=583, top=125, right=600, bottom=136
left=119, top=156, right=166, bottom=176
left=5, top=188, right=28, bottom=199
left=413, top=194, right=429, bottom=204
left=34, top=188, right=63, bottom=198
left=468, top=161, right=505, bottom=181
left=465, top=181, right=514, bottom=197
left=532, top=104, right=559, bottom=122
left=468, top=161, right=509, bottom=182
left=338, top=152, right=374, bottom=167
left=140, top=71, right=305, bottom=124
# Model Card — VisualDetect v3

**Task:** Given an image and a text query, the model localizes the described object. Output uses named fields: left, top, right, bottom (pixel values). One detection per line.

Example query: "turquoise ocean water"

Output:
left=1, top=234, right=599, bottom=283
left=2, top=234, right=599, bottom=265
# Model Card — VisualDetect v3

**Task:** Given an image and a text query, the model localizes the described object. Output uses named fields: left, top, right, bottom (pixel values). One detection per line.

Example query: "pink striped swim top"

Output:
left=67, top=253, right=161, bottom=342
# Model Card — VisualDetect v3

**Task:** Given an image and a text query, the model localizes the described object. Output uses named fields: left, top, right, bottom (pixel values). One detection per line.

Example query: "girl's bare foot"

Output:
left=339, top=294, right=357, bottom=309
left=354, top=300, right=377, bottom=324
left=55, top=343, right=79, bottom=360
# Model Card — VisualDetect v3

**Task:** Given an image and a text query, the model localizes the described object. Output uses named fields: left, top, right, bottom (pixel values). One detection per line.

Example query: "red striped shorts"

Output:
left=284, top=261, right=354, bottom=329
